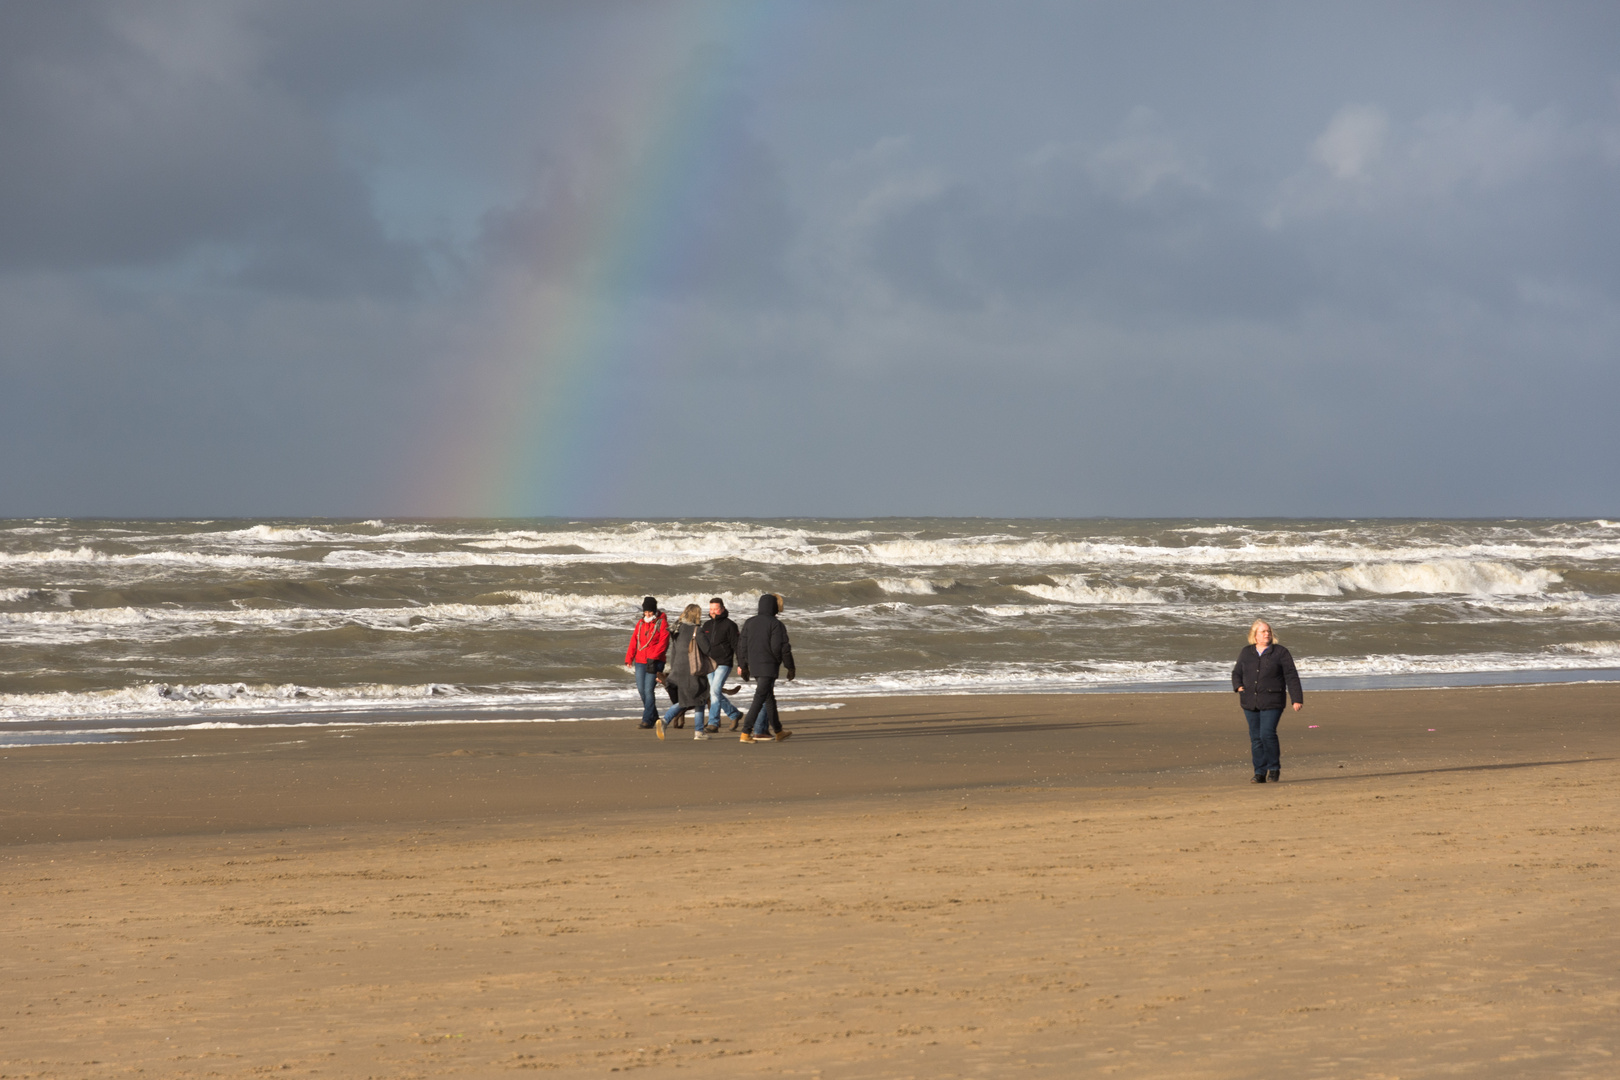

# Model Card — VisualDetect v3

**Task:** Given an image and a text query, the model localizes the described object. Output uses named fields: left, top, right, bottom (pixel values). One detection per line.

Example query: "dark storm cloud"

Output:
left=0, top=0, right=455, bottom=295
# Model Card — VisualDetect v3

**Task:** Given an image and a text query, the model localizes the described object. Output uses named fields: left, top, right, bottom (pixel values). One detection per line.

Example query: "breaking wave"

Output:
left=1556, top=640, right=1620, bottom=657
left=1205, top=560, right=1559, bottom=597
left=1016, top=575, right=1167, bottom=604
left=0, top=591, right=664, bottom=639
left=0, top=546, right=308, bottom=570
left=875, top=577, right=950, bottom=595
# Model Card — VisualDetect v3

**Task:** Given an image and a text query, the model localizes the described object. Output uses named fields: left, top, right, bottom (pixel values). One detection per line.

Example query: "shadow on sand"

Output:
left=1291, top=757, right=1611, bottom=784
left=805, top=719, right=1138, bottom=742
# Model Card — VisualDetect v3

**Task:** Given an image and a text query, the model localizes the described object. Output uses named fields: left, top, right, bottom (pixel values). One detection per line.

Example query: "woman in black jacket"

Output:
left=1231, top=619, right=1303, bottom=783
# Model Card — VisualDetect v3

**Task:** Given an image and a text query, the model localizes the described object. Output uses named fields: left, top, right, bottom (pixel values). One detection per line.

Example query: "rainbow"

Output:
left=429, top=0, right=799, bottom=517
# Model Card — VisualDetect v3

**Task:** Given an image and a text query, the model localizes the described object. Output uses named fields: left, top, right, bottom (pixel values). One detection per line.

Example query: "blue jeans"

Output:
left=633, top=660, right=663, bottom=724
left=1244, top=708, right=1284, bottom=774
left=707, top=665, right=741, bottom=727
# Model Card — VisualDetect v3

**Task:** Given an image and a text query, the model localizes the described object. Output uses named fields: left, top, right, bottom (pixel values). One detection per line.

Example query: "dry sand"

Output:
left=2, top=684, right=1617, bottom=1077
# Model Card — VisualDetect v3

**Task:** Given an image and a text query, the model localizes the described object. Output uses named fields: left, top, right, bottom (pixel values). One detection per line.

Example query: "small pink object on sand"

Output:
left=1308, top=724, right=1319, bottom=728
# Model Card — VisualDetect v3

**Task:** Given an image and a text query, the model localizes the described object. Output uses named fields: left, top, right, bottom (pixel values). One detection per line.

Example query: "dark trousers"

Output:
left=1244, top=708, right=1284, bottom=774
left=744, top=676, right=780, bottom=737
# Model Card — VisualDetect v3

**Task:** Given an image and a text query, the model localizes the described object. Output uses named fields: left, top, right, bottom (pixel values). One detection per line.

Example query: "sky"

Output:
left=2, top=0, right=1618, bottom=519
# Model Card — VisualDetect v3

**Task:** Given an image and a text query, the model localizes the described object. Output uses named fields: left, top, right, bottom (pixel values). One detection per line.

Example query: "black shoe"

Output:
left=1268, top=770, right=1280, bottom=783
left=1251, top=773, right=1267, bottom=783
left=638, top=722, right=656, bottom=729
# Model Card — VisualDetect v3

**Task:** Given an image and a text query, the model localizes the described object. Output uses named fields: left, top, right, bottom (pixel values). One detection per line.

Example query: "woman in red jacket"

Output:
left=624, top=596, right=670, bottom=728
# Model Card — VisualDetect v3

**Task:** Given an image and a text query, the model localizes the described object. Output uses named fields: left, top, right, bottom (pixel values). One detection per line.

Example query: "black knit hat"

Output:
left=641, top=596, right=658, bottom=612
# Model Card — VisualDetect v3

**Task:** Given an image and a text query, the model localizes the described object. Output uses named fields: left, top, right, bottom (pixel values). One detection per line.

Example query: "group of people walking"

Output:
left=623, top=594, right=796, bottom=743
left=626, top=600, right=1305, bottom=781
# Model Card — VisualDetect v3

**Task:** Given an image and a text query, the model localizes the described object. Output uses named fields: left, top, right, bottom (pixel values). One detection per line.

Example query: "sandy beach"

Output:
left=3, top=684, right=1617, bottom=1077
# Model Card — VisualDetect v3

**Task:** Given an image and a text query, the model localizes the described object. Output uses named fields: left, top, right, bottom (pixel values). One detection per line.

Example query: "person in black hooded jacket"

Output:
left=738, top=592, right=795, bottom=742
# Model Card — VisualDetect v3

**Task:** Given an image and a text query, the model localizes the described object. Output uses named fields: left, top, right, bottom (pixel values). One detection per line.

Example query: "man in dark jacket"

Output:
left=697, top=597, right=744, bottom=733
left=738, top=593, right=795, bottom=743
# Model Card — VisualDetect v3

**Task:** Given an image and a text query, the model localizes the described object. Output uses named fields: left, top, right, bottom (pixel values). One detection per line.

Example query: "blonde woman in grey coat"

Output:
left=655, top=604, right=712, bottom=740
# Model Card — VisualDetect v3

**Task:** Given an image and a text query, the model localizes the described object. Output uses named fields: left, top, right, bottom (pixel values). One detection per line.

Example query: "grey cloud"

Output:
left=1270, top=101, right=1608, bottom=221
left=857, top=139, right=1316, bottom=323
left=1265, top=102, right=1620, bottom=322
left=479, top=91, right=794, bottom=303
left=243, top=0, right=472, bottom=106
left=0, top=273, right=454, bottom=515
left=0, top=1, right=431, bottom=295
left=846, top=92, right=1620, bottom=340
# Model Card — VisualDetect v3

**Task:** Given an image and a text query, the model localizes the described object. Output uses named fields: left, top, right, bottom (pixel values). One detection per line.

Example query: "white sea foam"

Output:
left=0, top=545, right=106, bottom=564
left=1016, top=575, right=1167, bottom=604
left=0, top=679, right=629, bottom=722
left=1204, top=560, right=1560, bottom=597
left=811, top=536, right=1620, bottom=570
left=0, top=587, right=36, bottom=602
left=320, top=548, right=676, bottom=569
left=0, top=582, right=1610, bottom=653
left=0, top=591, right=667, bottom=640
left=803, top=650, right=1620, bottom=696
left=1459, top=595, right=1620, bottom=618
left=2, top=704, right=855, bottom=744
left=0, top=546, right=307, bottom=570
left=875, top=577, right=947, bottom=595
left=972, top=603, right=1070, bottom=617
left=790, top=662, right=1226, bottom=697
left=458, top=523, right=873, bottom=558
left=217, top=524, right=352, bottom=543
left=1556, top=640, right=1620, bottom=656
left=21, top=527, right=1615, bottom=575
left=1298, top=651, right=1620, bottom=677
left=494, top=591, right=650, bottom=616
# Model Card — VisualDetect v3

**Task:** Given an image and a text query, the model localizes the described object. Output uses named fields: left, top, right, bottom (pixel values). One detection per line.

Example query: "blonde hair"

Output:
left=773, top=592, right=786, bottom=614
left=1247, top=619, right=1278, bottom=645
left=681, top=603, right=703, bottom=625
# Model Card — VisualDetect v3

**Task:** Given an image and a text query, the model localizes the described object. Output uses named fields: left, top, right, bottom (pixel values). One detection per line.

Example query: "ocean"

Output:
left=3, top=518, right=1618, bottom=745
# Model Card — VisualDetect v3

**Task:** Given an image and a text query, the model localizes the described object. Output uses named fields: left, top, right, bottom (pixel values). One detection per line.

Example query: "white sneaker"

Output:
left=693, top=731, right=709, bottom=740
left=655, top=718, right=666, bottom=740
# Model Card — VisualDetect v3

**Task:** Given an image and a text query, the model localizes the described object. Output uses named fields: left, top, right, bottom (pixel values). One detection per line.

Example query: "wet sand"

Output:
left=2, top=684, right=1617, bottom=1077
